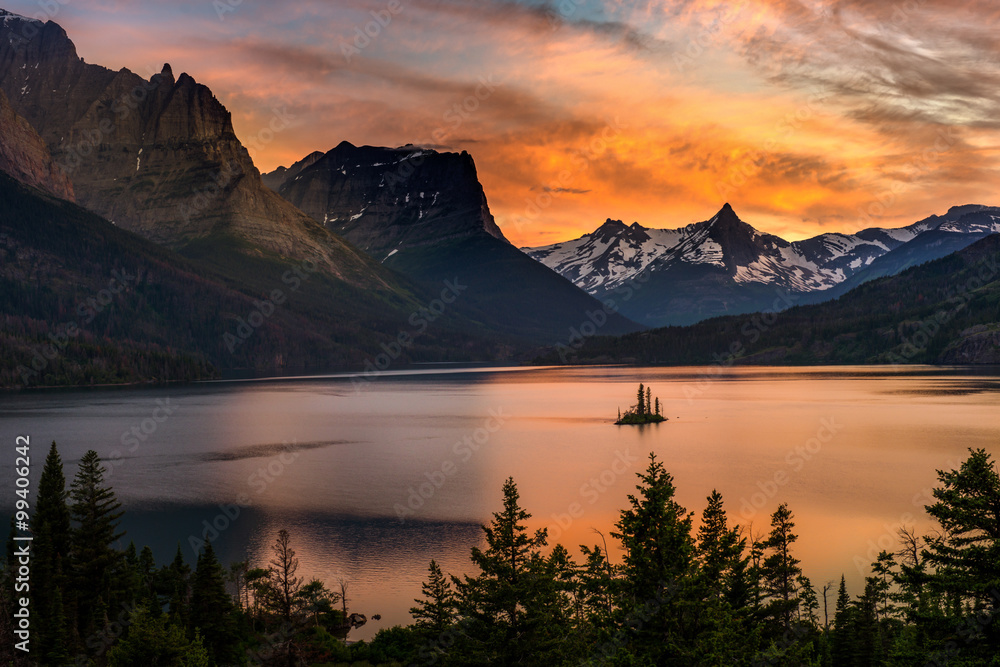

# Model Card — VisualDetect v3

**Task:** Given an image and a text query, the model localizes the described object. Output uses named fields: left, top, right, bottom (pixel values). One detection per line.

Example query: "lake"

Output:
left=2, top=365, right=999, bottom=640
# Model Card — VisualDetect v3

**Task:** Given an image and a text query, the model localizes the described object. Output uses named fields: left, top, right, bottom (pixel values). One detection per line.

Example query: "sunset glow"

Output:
left=18, top=0, right=1000, bottom=246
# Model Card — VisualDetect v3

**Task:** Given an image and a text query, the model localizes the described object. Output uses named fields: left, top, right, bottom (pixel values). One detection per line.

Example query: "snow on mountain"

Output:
left=523, top=203, right=1000, bottom=303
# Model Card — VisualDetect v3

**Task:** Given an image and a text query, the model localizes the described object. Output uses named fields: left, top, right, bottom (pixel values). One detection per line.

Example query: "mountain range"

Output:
left=0, top=6, right=997, bottom=385
left=263, top=141, right=638, bottom=341
left=524, top=203, right=1000, bottom=327
left=534, top=232, right=1000, bottom=366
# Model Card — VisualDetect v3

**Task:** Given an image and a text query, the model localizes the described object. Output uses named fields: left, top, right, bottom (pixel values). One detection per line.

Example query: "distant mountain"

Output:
left=0, top=8, right=392, bottom=284
left=535, top=232, right=1000, bottom=366
left=0, top=172, right=517, bottom=387
left=266, top=142, right=640, bottom=341
left=524, top=203, right=1000, bottom=326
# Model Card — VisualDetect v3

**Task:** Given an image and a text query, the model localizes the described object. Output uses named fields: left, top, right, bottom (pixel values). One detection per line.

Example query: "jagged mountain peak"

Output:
left=265, top=142, right=508, bottom=255
left=0, top=8, right=42, bottom=24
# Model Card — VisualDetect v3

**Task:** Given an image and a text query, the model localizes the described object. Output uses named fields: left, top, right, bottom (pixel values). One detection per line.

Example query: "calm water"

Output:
left=2, top=365, right=1000, bottom=640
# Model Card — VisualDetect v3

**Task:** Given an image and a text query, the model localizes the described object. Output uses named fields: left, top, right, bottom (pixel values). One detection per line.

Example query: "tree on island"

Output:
left=617, top=383, right=667, bottom=424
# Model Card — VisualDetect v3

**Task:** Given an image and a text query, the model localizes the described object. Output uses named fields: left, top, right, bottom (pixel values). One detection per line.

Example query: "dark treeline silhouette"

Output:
left=3, top=444, right=1000, bottom=665
left=616, top=383, right=665, bottom=424
left=0, top=442, right=383, bottom=666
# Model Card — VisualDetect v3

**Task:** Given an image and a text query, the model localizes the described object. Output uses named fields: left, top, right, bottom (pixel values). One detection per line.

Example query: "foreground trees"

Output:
left=5, top=444, right=1000, bottom=665
left=392, top=448, right=1000, bottom=665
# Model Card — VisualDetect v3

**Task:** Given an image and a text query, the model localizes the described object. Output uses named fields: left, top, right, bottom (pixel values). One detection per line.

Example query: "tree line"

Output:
left=3, top=444, right=1000, bottom=665
left=0, top=443, right=380, bottom=666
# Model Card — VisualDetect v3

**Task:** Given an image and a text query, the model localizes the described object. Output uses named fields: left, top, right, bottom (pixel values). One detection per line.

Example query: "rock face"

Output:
left=0, top=86, right=73, bottom=199
left=264, top=142, right=509, bottom=261
left=0, top=10, right=383, bottom=282
left=268, top=143, right=640, bottom=341
left=938, top=326, right=1000, bottom=364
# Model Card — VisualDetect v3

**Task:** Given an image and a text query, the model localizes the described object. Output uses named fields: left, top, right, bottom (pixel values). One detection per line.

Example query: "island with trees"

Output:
left=616, top=383, right=667, bottom=424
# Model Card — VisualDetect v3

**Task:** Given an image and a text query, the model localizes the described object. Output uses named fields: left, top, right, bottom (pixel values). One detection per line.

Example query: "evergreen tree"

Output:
left=32, top=441, right=73, bottom=662
left=759, top=503, right=802, bottom=636
left=611, top=453, right=699, bottom=662
left=636, top=383, right=645, bottom=416
left=410, top=560, right=456, bottom=641
left=832, top=575, right=855, bottom=665
left=269, top=529, right=302, bottom=622
left=161, top=545, right=191, bottom=626
left=295, top=578, right=338, bottom=627
left=190, top=542, right=238, bottom=664
left=646, top=387, right=652, bottom=416
left=106, top=607, right=210, bottom=667
left=69, top=449, right=125, bottom=644
left=453, top=477, right=556, bottom=663
left=655, top=397, right=661, bottom=417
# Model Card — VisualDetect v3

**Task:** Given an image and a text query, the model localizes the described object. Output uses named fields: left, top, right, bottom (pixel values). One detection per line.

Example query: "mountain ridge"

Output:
left=524, top=203, right=1000, bottom=326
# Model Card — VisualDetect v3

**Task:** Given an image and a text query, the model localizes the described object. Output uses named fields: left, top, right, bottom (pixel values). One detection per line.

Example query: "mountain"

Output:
left=524, top=203, right=1000, bottom=326
left=535, top=233, right=1000, bottom=367
left=0, top=85, right=73, bottom=199
left=265, top=142, right=640, bottom=341
left=0, top=171, right=516, bottom=387
left=0, top=9, right=392, bottom=284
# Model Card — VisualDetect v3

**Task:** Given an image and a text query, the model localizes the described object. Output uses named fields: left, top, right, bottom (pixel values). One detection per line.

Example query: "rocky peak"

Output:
left=0, top=86, right=73, bottom=200
left=265, top=142, right=509, bottom=258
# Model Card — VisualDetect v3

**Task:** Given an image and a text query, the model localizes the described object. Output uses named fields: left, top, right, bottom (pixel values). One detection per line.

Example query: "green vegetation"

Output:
left=538, top=234, right=1000, bottom=367
left=5, top=444, right=1000, bottom=665
left=616, top=382, right=666, bottom=424
left=0, top=173, right=521, bottom=389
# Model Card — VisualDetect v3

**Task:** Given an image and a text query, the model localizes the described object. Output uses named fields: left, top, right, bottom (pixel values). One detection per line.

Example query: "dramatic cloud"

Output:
left=8, top=0, right=1000, bottom=244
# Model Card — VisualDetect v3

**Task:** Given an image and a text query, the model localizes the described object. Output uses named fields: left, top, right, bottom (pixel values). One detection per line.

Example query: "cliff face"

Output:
left=264, top=142, right=509, bottom=260
left=0, top=86, right=73, bottom=199
left=0, top=10, right=384, bottom=283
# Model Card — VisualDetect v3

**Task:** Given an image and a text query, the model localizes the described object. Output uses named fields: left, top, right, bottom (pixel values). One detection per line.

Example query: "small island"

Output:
left=616, top=383, right=667, bottom=425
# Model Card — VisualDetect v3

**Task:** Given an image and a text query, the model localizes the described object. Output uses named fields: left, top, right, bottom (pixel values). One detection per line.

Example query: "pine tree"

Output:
left=410, top=560, right=456, bottom=643
left=646, top=387, right=652, bottom=416
left=190, top=542, right=238, bottom=664
left=32, top=441, right=73, bottom=661
left=636, top=383, right=645, bottom=416
left=69, top=449, right=125, bottom=644
left=696, top=490, right=745, bottom=600
left=269, top=529, right=302, bottom=622
left=295, top=578, right=338, bottom=627
left=611, top=453, right=698, bottom=662
left=453, top=477, right=554, bottom=663
left=918, top=448, right=1000, bottom=658
left=759, top=503, right=801, bottom=636
left=106, top=607, right=210, bottom=667
left=161, top=544, right=191, bottom=626
left=832, top=575, right=855, bottom=665
left=655, top=397, right=661, bottom=417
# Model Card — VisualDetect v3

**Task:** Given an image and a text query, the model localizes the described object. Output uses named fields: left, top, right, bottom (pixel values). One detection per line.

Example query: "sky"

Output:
left=7, top=0, right=1000, bottom=246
